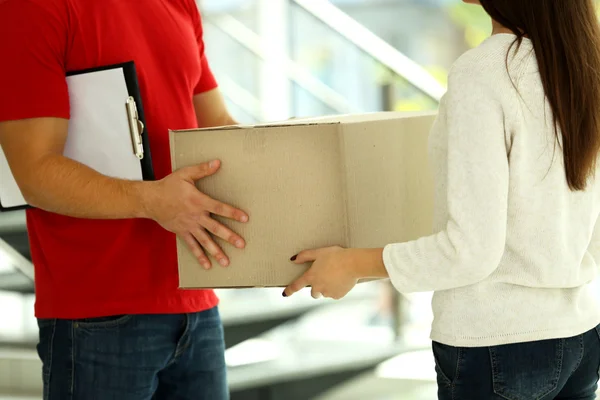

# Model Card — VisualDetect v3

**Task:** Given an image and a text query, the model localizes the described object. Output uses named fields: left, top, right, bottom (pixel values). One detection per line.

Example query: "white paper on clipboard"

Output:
left=0, top=66, right=144, bottom=210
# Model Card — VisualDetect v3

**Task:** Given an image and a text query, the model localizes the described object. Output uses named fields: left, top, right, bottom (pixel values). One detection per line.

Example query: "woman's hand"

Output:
left=282, top=247, right=387, bottom=300
left=283, top=246, right=358, bottom=299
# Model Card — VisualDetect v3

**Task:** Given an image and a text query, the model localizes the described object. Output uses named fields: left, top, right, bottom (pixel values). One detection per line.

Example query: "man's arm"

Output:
left=1, top=118, right=148, bottom=219
left=0, top=0, right=247, bottom=268
left=0, top=117, right=248, bottom=268
left=194, top=88, right=238, bottom=128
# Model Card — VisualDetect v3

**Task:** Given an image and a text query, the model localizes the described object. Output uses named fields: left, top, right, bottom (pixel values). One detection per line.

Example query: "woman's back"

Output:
left=280, top=1, right=600, bottom=397
left=407, top=33, right=600, bottom=346
left=490, top=35, right=600, bottom=290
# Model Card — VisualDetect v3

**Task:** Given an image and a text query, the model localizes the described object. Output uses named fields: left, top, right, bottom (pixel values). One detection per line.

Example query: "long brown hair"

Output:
left=479, top=0, right=600, bottom=190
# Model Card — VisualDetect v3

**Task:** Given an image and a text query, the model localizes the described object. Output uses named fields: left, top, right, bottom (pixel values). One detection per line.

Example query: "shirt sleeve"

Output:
left=383, top=71, right=510, bottom=293
left=186, top=0, right=218, bottom=95
left=0, top=0, right=69, bottom=122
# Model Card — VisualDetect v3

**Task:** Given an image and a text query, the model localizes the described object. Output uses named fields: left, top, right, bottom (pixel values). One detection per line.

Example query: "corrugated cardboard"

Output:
left=170, top=111, right=437, bottom=289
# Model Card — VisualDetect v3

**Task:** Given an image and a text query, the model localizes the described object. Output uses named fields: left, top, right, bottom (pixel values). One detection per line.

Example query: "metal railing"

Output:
left=205, top=0, right=445, bottom=119
left=0, top=235, right=34, bottom=282
left=292, top=0, right=446, bottom=102
left=0, top=211, right=25, bottom=235
left=204, top=15, right=359, bottom=115
left=214, top=73, right=266, bottom=121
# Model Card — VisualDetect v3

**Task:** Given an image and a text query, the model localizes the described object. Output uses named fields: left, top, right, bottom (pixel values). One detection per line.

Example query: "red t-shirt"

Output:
left=0, top=0, right=219, bottom=318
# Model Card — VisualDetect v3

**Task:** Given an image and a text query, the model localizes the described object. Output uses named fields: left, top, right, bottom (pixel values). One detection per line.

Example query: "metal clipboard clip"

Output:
left=126, top=96, right=145, bottom=160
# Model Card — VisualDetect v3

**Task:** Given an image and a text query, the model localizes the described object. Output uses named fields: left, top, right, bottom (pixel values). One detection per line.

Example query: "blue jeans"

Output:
left=37, top=307, right=228, bottom=400
left=433, top=325, right=600, bottom=400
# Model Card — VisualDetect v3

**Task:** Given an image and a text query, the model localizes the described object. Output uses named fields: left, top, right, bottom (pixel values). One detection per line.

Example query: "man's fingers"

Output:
left=201, top=215, right=246, bottom=249
left=291, top=249, right=319, bottom=264
left=178, top=160, right=249, bottom=223
left=192, top=229, right=229, bottom=268
left=181, top=160, right=220, bottom=182
left=183, top=233, right=212, bottom=270
left=283, top=275, right=310, bottom=297
left=206, top=199, right=249, bottom=223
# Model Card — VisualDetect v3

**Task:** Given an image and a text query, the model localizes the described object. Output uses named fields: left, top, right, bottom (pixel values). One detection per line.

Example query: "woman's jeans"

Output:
left=433, top=325, right=600, bottom=400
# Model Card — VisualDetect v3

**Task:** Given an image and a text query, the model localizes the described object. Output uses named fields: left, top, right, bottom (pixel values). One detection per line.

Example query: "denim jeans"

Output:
left=433, top=325, right=600, bottom=400
left=37, top=307, right=228, bottom=400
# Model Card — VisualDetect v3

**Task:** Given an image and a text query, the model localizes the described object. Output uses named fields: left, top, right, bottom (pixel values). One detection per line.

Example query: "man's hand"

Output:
left=0, top=118, right=248, bottom=270
left=143, top=159, right=248, bottom=269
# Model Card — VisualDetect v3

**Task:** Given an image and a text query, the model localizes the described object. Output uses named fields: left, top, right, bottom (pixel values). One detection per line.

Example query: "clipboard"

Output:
left=0, top=61, right=154, bottom=211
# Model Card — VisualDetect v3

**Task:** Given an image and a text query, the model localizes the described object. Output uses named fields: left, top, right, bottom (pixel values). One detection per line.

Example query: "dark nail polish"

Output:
left=290, top=255, right=297, bottom=261
left=282, top=291, right=288, bottom=297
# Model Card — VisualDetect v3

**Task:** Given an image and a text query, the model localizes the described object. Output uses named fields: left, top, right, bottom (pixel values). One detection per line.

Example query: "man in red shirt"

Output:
left=0, top=0, right=249, bottom=398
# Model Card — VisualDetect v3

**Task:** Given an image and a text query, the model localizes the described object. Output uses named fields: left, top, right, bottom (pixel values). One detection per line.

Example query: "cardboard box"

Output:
left=170, top=111, right=436, bottom=289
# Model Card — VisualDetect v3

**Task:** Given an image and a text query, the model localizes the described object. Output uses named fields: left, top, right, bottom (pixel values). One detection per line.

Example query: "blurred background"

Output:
left=1, top=0, right=598, bottom=399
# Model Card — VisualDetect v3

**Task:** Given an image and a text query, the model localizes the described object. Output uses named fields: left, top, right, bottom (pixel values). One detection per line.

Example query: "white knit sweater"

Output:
left=383, top=34, right=600, bottom=347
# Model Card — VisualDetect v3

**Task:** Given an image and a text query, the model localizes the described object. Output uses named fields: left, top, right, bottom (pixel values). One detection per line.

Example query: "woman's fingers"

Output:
left=310, top=287, right=323, bottom=299
left=283, top=274, right=310, bottom=297
left=291, top=249, right=319, bottom=264
left=291, top=246, right=344, bottom=264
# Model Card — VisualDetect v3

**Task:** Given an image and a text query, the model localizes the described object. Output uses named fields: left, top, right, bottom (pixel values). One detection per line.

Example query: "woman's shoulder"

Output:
left=449, top=34, right=526, bottom=85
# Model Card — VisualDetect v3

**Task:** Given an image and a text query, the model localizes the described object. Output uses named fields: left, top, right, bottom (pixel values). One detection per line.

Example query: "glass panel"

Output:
left=200, top=0, right=259, bottom=32
left=223, top=99, right=260, bottom=124
left=289, top=3, right=439, bottom=115
left=292, top=83, right=338, bottom=118
left=202, top=21, right=261, bottom=101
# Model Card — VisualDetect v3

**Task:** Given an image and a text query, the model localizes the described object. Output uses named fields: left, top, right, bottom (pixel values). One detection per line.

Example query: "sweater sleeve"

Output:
left=383, top=71, right=510, bottom=293
left=588, top=216, right=600, bottom=266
